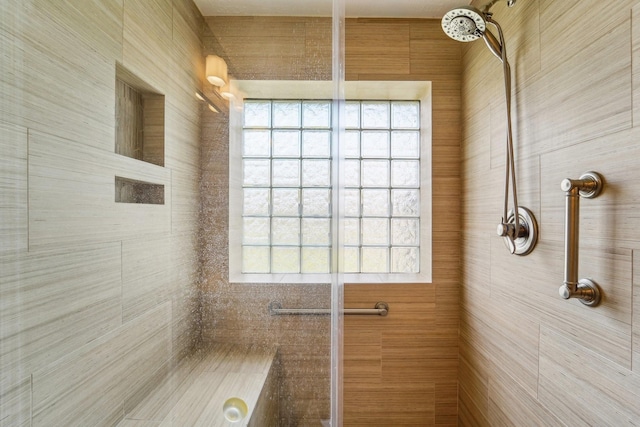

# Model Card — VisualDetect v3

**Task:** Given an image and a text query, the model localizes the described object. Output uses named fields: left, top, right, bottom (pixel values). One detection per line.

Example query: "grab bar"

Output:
left=558, top=171, right=603, bottom=307
left=268, top=301, right=389, bottom=316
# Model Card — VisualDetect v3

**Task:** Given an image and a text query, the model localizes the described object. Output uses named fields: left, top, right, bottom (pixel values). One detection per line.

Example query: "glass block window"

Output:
left=240, top=99, right=421, bottom=275
left=343, top=100, right=421, bottom=273
left=242, top=100, right=333, bottom=274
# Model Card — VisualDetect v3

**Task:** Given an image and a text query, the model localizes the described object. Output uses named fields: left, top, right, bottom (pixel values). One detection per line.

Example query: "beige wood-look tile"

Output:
left=28, top=129, right=171, bottom=250
left=124, top=350, right=205, bottom=421
left=158, top=371, right=265, bottom=427
left=35, top=0, right=124, bottom=59
left=248, top=362, right=279, bottom=427
left=346, top=20, right=411, bottom=75
left=122, top=0, right=173, bottom=93
left=633, top=4, right=640, bottom=127
left=458, top=356, right=489, bottom=424
left=0, top=376, right=30, bottom=427
left=633, top=248, right=640, bottom=372
left=521, top=17, right=631, bottom=153
left=491, top=238, right=633, bottom=368
left=117, top=420, right=161, bottom=427
left=171, top=0, right=204, bottom=88
left=32, top=303, right=171, bottom=427
left=538, top=326, right=640, bottom=425
left=486, top=0, right=541, bottom=88
left=481, top=291, right=540, bottom=397
left=488, top=366, right=563, bottom=427
left=122, top=235, right=173, bottom=323
left=0, top=2, right=116, bottom=149
left=0, top=121, right=27, bottom=255
left=540, top=0, right=636, bottom=72
left=0, top=244, right=121, bottom=390
left=540, top=127, right=640, bottom=246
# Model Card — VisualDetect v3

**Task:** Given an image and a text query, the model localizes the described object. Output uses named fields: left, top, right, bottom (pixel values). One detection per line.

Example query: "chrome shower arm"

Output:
left=479, top=0, right=516, bottom=13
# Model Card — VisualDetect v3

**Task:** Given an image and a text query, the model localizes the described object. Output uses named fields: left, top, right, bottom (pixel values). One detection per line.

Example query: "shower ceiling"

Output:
left=193, top=0, right=469, bottom=18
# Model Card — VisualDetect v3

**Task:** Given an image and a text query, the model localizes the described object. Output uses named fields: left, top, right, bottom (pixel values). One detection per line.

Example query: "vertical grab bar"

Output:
left=558, top=171, right=603, bottom=307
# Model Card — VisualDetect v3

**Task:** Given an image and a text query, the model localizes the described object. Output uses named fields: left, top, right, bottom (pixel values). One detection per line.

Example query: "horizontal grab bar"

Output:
left=268, top=301, right=388, bottom=316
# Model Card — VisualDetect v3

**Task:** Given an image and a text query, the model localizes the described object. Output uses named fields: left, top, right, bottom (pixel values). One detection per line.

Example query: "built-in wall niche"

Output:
left=115, top=176, right=165, bottom=205
left=115, top=63, right=165, bottom=166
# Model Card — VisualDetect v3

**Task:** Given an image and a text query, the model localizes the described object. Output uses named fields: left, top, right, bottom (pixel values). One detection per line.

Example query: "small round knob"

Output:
left=560, top=179, right=573, bottom=192
left=559, top=285, right=571, bottom=299
left=497, top=223, right=509, bottom=237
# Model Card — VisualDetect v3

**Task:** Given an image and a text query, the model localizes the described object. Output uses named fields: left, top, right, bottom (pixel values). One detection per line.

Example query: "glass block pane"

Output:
left=243, top=188, right=270, bottom=216
left=391, top=247, right=419, bottom=273
left=391, top=131, right=420, bottom=158
left=272, top=188, right=299, bottom=216
left=302, top=101, right=331, bottom=128
left=243, top=217, right=270, bottom=245
left=345, top=101, right=360, bottom=129
left=361, top=160, right=389, bottom=187
left=391, top=218, right=420, bottom=245
left=272, top=130, right=300, bottom=157
left=343, top=189, right=360, bottom=217
left=302, top=159, right=331, bottom=187
left=302, top=131, right=331, bottom=157
left=244, top=101, right=271, bottom=127
left=243, top=130, right=271, bottom=157
left=272, top=159, right=300, bottom=186
left=342, top=247, right=360, bottom=273
left=272, top=247, right=300, bottom=273
left=344, top=131, right=360, bottom=158
left=391, top=160, right=420, bottom=187
left=391, top=189, right=420, bottom=216
left=362, top=189, right=389, bottom=217
left=302, top=218, right=330, bottom=245
left=271, top=217, right=300, bottom=245
left=344, top=159, right=361, bottom=187
left=302, top=189, right=331, bottom=217
left=273, top=101, right=300, bottom=128
left=391, top=101, right=420, bottom=129
left=361, top=101, right=389, bottom=129
left=361, top=247, right=389, bottom=273
left=242, top=246, right=270, bottom=273
left=361, top=218, right=389, bottom=245
left=361, top=131, right=389, bottom=159
left=343, top=218, right=360, bottom=245
left=302, top=247, right=330, bottom=273
left=243, top=159, right=270, bottom=186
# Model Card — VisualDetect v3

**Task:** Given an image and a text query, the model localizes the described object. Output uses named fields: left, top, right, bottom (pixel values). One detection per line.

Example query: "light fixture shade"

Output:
left=206, top=55, right=227, bottom=87
left=220, top=80, right=236, bottom=100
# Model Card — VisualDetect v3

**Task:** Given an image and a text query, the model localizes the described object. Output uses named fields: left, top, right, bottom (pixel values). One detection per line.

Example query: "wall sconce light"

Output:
left=206, top=55, right=228, bottom=87
left=220, top=80, right=236, bottom=100
left=195, top=89, right=219, bottom=113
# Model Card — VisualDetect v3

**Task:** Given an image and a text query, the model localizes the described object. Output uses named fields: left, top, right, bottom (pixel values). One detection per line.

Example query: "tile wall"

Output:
left=460, top=0, right=640, bottom=424
left=0, top=1, right=204, bottom=425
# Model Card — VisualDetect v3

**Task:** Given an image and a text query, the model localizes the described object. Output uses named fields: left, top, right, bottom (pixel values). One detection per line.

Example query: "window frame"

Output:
left=228, top=80, right=432, bottom=284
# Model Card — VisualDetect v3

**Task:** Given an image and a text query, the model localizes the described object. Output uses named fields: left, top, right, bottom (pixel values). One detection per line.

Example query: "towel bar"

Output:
left=268, top=301, right=389, bottom=316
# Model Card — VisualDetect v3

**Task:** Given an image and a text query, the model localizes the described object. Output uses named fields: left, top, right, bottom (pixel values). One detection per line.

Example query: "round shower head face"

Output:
left=441, top=6, right=486, bottom=42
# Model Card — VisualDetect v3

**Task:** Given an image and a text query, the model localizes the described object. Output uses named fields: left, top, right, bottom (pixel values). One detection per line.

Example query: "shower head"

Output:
left=441, top=5, right=504, bottom=61
left=441, top=6, right=486, bottom=42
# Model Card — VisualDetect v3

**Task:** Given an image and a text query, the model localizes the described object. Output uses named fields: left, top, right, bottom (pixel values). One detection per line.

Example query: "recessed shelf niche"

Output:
left=115, top=63, right=165, bottom=166
left=115, top=176, right=164, bottom=205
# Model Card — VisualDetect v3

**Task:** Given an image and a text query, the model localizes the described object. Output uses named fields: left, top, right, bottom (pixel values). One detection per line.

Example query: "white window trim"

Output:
left=228, top=80, right=432, bottom=284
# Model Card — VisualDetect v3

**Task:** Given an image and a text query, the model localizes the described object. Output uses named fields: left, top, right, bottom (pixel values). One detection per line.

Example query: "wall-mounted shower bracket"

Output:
left=497, top=206, right=538, bottom=255
left=559, top=171, right=604, bottom=307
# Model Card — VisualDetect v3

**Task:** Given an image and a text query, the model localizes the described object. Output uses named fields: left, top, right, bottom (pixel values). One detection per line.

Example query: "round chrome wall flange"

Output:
left=576, top=278, right=602, bottom=307
left=577, top=171, right=603, bottom=199
left=501, top=206, right=538, bottom=256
